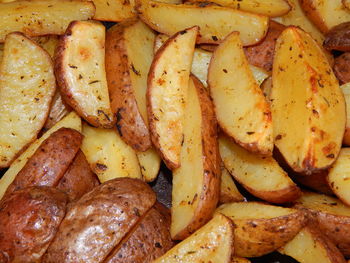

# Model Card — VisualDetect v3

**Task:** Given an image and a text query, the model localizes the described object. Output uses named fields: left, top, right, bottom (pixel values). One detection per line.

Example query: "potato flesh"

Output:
left=33, top=35, right=59, bottom=58
left=153, top=214, right=233, bottom=263
left=209, top=32, right=273, bottom=155
left=81, top=123, right=141, bottom=183
left=271, top=27, right=345, bottom=173
left=92, top=0, right=135, bottom=22
left=0, top=0, right=95, bottom=42
left=340, top=83, right=350, bottom=145
left=137, top=0, right=268, bottom=46
left=0, top=112, right=81, bottom=200
left=137, top=148, right=161, bottom=182
left=220, top=167, right=245, bottom=203
left=0, top=33, right=55, bottom=168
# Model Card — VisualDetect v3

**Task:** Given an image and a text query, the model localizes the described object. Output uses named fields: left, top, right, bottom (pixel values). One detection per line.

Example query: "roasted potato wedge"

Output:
left=0, top=32, right=56, bottom=168
left=324, top=22, right=350, bottom=52
left=217, top=202, right=307, bottom=257
left=271, top=26, right=346, bottom=173
left=295, top=191, right=350, bottom=256
left=0, top=186, right=67, bottom=263
left=299, top=0, right=350, bottom=33
left=219, top=135, right=301, bottom=204
left=136, top=0, right=269, bottom=46
left=147, top=26, right=197, bottom=169
left=220, top=166, right=245, bottom=204
left=334, top=53, right=350, bottom=85
left=341, top=83, right=350, bottom=145
left=106, top=19, right=155, bottom=151
left=0, top=112, right=81, bottom=200
left=33, top=35, right=59, bottom=58
left=92, top=0, right=135, bottom=22
left=0, top=0, right=95, bottom=42
left=55, top=21, right=114, bottom=128
left=43, top=91, right=71, bottom=131
left=208, top=32, right=273, bottom=156
left=153, top=214, right=234, bottom=263
left=278, top=226, right=346, bottom=263
left=344, top=0, right=350, bottom=9
left=171, top=76, right=220, bottom=240
left=291, top=170, right=333, bottom=195
left=43, top=178, right=156, bottom=263
left=137, top=148, right=161, bottom=182
left=81, top=123, right=141, bottom=182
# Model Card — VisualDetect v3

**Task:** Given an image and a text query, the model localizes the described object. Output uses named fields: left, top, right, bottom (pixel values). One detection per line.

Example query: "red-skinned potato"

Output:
left=324, top=22, right=350, bottom=52
left=333, top=52, right=350, bottom=85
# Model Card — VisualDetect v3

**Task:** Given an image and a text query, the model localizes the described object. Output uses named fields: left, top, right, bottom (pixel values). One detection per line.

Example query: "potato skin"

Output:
left=56, top=150, right=100, bottom=202
left=0, top=186, right=67, bottom=263
left=324, top=22, right=350, bottom=52
left=43, top=178, right=156, bottom=263
left=333, top=52, right=350, bottom=85
left=105, top=203, right=174, bottom=263
left=244, top=21, right=286, bottom=72
left=4, top=127, right=83, bottom=197
left=105, top=20, right=151, bottom=152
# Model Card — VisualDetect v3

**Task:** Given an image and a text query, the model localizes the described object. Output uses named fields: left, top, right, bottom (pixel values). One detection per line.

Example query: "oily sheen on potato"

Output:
left=271, top=26, right=346, bottom=173
left=0, top=32, right=56, bottom=168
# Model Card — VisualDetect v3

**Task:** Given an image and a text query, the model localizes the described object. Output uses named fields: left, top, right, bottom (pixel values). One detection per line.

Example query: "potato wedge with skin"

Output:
left=3, top=128, right=83, bottom=198
left=299, top=0, right=350, bottom=34
left=0, top=112, right=81, bottom=201
left=324, top=22, right=350, bottom=52
left=291, top=170, right=333, bottom=195
left=43, top=178, right=156, bottom=263
left=81, top=123, right=141, bottom=182
left=0, top=32, right=56, bottom=168
left=136, top=0, right=268, bottom=46
left=217, top=202, right=307, bottom=257
left=219, top=135, right=301, bottom=204
left=344, top=0, right=350, bottom=9
left=92, top=0, right=135, bottom=22
left=106, top=19, right=155, bottom=151
left=334, top=53, right=350, bottom=85
left=147, top=26, right=197, bottom=170
left=278, top=226, right=346, bottom=263
left=295, top=191, right=350, bottom=256
left=55, top=21, right=114, bottom=128
left=271, top=26, right=346, bottom=173
left=341, top=83, right=350, bottom=145
left=0, top=187, right=67, bottom=263
left=208, top=32, right=273, bottom=156
left=0, top=0, right=95, bottom=42
left=171, top=76, right=220, bottom=240
left=153, top=214, right=234, bottom=263
left=220, top=166, right=245, bottom=204
left=43, top=91, right=71, bottom=131
left=137, top=148, right=161, bottom=182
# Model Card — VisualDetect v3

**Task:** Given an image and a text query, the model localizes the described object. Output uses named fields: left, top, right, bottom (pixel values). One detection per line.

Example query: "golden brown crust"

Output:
left=333, top=52, right=350, bottom=85
left=324, top=22, right=350, bottom=52
left=4, top=128, right=83, bottom=197
left=43, top=178, right=156, bottom=263
left=0, top=186, right=67, bottom=263
left=105, top=20, right=151, bottom=152
left=290, top=170, right=333, bottom=195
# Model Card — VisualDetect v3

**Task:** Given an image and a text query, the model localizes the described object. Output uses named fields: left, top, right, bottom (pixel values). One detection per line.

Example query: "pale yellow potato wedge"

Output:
left=344, top=0, right=350, bottom=9
left=81, top=123, right=141, bottom=183
left=33, top=35, right=59, bottom=58
left=271, top=26, right=346, bottom=173
left=147, top=26, right=197, bottom=170
left=208, top=32, right=273, bottom=155
left=219, top=135, right=301, bottom=204
left=136, top=0, right=268, bottom=46
left=0, top=112, right=81, bottom=200
left=299, top=0, right=350, bottom=33
left=0, top=32, right=56, bottom=168
left=137, top=148, right=161, bottom=182
left=187, top=0, right=291, bottom=17
left=153, top=214, right=234, bottom=263
left=92, top=0, right=135, bottom=22
left=171, top=76, right=220, bottom=240
left=220, top=166, right=245, bottom=204
left=55, top=21, right=114, bottom=128
left=0, top=0, right=95, bottom=42
left=217, top=202, right=306, bottom=257
left=340, top=83, right=350, bottom=145
left=279, top=226, right=346, bottom=263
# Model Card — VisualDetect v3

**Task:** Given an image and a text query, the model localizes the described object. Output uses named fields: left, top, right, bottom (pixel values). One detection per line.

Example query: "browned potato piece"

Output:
left=324, top=22, right=350, bottom=51
left=344, top=0, right=350, bottom=9
left=220, top=166, right=245, bottom=204
left=0, top=186, right=67, bottom=263
left=104, top=204, right=174, bottom=263
left=4, top=128, right=82, bottom=197
left=44, top=91, right=71, bottom=131
left=334, top=52, right=350, bottom=85
left=291, top=170, right=333, bottom=195
left=105, top=19, right=155, bottom=151
left=244, top=21, right=286, bottom=72
left=92, top=0, right=135, bottom=22
left=56, top=150, right=100, bottom=203
left=295, top=191, right=350, bottom=257
left=43, top=178, right=156, bottom=263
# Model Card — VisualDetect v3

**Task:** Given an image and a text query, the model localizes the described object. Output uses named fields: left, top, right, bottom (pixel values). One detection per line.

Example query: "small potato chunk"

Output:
left=147, top=27, right=197, bottom=169
left=4, top=128, right=83, bottom=197
left=137, top=148, right=161, bottom=182
left=0, top=186, right=67, bottom=263
left=33, top=35, right=59, bottom=58
left=55, top=21, right=114, bottom=128
left=208, top=32, right=273, bottom=156
left=334, top=53, right=350, bottom=85
left=43, top=178, right=156, bottom=263
left=324, top=22, right=350, bottom=52
left=291, top=170, right=333, bottom=195
left=136, top=0, right=268, bottom=46
left=43, top=91, right=71, bottom=131
left=171, top=76, right=220, bottom=240
left=341, top=83, right=350, bottom=145
left=271, top=26, right=346, bottom=173
left=153, top=214, right=234, bottom=263
left=0, top=32, right=56, bottom=168
left=220, top=167, right=245, bottom=204
left=217, top=202, right=306, bottom=257
left=279, top=226, right=346, bottom=263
